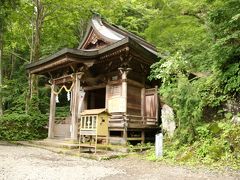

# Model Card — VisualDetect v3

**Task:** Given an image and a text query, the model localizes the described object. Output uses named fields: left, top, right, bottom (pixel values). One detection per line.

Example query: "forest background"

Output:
left=0, top=0, right=239, bottom=168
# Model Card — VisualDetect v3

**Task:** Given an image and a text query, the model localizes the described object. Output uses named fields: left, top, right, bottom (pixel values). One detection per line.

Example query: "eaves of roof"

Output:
left=26, top=37, right=157, bottom=70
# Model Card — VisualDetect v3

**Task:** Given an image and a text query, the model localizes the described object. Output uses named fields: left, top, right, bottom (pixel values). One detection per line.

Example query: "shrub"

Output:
left=146, top=120, right=240, bottom=169
left=0, top=113, right=48, bottom=141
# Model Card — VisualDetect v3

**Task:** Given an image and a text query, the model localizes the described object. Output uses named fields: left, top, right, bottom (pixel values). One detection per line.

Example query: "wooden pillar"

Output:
left=105, top=84, right=109, bottom=109
left=119, top=67, right=131, bottom=144
left=122, top=72, right=128, bottom=144
left=141, top=88, right=146, bottom=144
left=155, top=86, right=159, bottom=124
left=70, top=73, right=83, bottom=141
left=141, top=130, right=145, bottom=144
left=122, top=73, right=127, bottom=113
left=119, top=68, right=131, bottom=113
left=141, top=88, right=145, bottom=124
left=48, top=84, right=56, bottom=139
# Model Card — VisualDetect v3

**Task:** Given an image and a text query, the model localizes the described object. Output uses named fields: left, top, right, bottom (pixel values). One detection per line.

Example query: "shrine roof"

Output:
left=80, top=108, right=108, bottom=115
left=78, top=15, right=157, bottom=55
left=26, top=15, right=158, bottom=74
left=26, top=48, right=98, bottom=70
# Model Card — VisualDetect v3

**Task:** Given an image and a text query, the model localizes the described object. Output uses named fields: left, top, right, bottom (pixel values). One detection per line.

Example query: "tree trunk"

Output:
left=10, top=53, right=15, bottom=80
left=31, top=0, right=43, bottom=98
left=0, top=30, right=3, bottom=115
left=26, top=0, right=44, bottom=112
left=25, top=15, right=35, bottom=113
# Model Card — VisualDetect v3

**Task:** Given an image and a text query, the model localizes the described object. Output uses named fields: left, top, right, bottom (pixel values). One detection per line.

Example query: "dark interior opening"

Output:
left=109, top=131, right=123, bottom=137
left=128, top=141, right=142, bottom=145
left=127, top=131, right=141, bottom=138
left=145, top=131, right=157, bottom=143
left=87, top=88, right=106, bottom=109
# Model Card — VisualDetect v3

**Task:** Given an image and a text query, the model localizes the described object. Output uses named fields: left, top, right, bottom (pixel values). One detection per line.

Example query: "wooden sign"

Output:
left=108, top=97, right=126, bottom=113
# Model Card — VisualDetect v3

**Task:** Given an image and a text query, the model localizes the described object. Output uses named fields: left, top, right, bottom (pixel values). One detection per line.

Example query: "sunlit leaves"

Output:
left=149, top=0, right=240, bottom=142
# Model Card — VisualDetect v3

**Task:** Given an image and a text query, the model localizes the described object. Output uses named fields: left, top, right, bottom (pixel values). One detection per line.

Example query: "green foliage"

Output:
left=150, top=52, right=204, bottom=143
left=55, top=106, right=71, bottom=117
left=97, top=0, right=157, bottom=36
left=145, top=0, right=212, bottom=71
left=2, top=64, right=28, bottom=112
left=149, top=0, right=240, bottom=143
left=38, top=86, right=50, bottom=114
left=146, top=120, right=240, bottom=169
left=147, top=0, right=240, bottom=168
left=0, top=0, right=239, bottom=170
left=0, top=113, right=48, bottom=141
left=0, top=0, right=19, bottom=30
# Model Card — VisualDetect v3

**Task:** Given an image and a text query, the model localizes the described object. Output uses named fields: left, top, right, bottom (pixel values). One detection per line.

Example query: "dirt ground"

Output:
left=0, top=144, right=239, bottom=180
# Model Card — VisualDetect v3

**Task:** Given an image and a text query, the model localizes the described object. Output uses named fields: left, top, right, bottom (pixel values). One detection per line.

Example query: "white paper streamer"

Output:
left=56, top=95, right=59, bottom=103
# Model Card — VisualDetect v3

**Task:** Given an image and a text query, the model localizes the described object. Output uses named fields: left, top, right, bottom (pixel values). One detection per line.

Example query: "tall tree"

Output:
left=0, top=0, right=19, bottom=115
left=20, top=0, right=92, bottom=112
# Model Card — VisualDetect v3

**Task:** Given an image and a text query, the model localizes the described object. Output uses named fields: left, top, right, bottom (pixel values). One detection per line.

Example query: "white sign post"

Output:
left=155, top=133, right=163, bottom=158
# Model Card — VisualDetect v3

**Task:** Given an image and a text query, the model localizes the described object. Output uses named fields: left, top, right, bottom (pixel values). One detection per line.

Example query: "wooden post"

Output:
left=48, top=84, right=56, bottom=139
left=141, top=130, right=145, bottom=144
left=119, top=67, right=131, bottom=144
left=119, top=68, right=131, bottom=113
left=141, top=88, right=146, bottom=144
left=122, top=74, right=127, bottom=113
left=121, top=69, right=127, bottom=144
left=141, top=88, right=145, bottom=124
left=155, top=86, right=159, bottom=124
left=70, top=73, right=83, bottom=141
left=105, top=84, right=109, bottom=109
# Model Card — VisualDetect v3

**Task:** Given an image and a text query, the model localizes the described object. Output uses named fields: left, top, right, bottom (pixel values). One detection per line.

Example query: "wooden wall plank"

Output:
left=127, top=84, right=141, bottom=115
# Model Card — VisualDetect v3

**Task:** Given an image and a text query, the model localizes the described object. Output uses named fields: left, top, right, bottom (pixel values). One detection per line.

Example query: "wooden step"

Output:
left=109, top=119, right=123, bottom=122
left=79, top=144, right=96, bottom=148
left=127, top=137, right=143, bottom=141
left=110, top=116, right=124, bottom=119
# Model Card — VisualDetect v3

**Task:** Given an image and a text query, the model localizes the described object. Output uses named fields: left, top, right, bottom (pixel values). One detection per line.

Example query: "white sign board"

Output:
left=108, top=97, right=126, bottom=113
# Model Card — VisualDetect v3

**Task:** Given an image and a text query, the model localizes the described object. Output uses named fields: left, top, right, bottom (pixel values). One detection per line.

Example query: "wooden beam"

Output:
left=30, top=57, right=69, bottom=74
left=52, top=74, right=74, bottom=85
left=83, top=84, right=106, bottom=91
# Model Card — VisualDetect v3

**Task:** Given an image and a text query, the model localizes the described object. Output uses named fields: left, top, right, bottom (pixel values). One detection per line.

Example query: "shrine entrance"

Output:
left=86, top=88, right=106, bottom=109
left=54, top=88, right=72, bottom=139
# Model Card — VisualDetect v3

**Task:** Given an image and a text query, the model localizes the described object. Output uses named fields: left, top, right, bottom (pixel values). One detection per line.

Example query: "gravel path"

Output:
left=0, top=144, right=239, bottom=180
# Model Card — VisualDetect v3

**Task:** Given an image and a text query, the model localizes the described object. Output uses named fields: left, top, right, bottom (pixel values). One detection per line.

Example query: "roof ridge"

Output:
left=101, top=18, right=157, bottom=51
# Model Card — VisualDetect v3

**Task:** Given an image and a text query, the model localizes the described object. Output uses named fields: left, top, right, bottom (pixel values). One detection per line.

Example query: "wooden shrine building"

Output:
left=26, top=15, right=159, bottom=145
